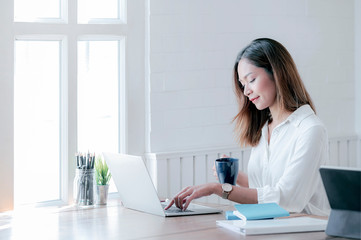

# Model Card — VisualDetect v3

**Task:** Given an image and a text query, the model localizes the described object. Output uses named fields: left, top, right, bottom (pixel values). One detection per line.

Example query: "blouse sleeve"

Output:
left=256, top=124, right=328, bottom=212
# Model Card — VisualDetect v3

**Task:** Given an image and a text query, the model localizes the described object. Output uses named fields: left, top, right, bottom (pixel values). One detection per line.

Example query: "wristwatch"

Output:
left=221, top=183, right=233, bottom=199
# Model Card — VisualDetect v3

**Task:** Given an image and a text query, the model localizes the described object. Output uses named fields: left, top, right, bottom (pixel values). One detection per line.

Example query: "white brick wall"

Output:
left=147, top=0, right=356, bottom=153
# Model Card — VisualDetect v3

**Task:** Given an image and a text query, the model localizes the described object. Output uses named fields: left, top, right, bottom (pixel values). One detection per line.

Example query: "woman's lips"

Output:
left=250, top=96, right=259, bottom=103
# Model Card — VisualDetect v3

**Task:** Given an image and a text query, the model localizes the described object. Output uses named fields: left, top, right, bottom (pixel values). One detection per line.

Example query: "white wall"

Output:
left=0, top=0, right=14, bottom=212
left=146, top=0, right=357, bottom=153
left=356, top=0, right=361, bottom=137
left=126, top=0, right=146, bottom=155
left=355, top=0, right=361, bottom=166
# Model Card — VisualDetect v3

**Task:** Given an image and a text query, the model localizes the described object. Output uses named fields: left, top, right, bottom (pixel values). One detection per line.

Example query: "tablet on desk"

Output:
left=320, top=166, right=361, bottom=239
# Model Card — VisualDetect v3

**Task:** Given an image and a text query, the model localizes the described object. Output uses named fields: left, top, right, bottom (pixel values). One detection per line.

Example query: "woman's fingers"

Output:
left=164, top=199, right=174, bottom=210
left=166, top=187, right=192, bottom=210
left=165, top=182, right=216, bottom=211
left=212, top=164, right=219, bottom=179
left=182, top=194, right=196, bottom=210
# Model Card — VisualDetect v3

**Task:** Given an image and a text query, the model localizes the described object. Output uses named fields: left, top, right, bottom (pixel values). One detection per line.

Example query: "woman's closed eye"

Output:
left=239, top=78, right=255, bottom=90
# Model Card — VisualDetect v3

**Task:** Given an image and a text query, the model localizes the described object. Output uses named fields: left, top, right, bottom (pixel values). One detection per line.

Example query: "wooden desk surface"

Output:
left=0, top=199, right=347, bottom=240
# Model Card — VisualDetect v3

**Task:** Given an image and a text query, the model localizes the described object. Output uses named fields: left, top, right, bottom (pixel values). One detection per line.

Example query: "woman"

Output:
left=165, top=38, right=330, bottom=216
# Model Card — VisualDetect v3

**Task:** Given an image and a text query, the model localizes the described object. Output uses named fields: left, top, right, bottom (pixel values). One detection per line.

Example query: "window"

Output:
left=1, top=0, right=145, bottom=212
left=77, top=39, right=125, bottom=153
left=78, top=0, right=125, bottom=24
left=14, top=0, right=65, bottom=23
left=10, top=0, right=128, bottom=207
left=77, top=39, right=125, bottom=194
left=14, top=39, right=62, bottom=205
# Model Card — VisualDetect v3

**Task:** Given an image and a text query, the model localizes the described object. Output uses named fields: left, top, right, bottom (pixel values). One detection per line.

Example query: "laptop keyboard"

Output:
left=161, top=203, right=193, bottom=213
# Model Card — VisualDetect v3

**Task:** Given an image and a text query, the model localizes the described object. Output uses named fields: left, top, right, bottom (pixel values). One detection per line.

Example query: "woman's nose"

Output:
left=243, top=84, right=251, bottom=96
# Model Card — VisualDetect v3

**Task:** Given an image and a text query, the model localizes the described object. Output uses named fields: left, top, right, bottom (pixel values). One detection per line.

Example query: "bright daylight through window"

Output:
left=14, top=40, right=61, bottom=205
left=13, top=0, right=124, bottom=207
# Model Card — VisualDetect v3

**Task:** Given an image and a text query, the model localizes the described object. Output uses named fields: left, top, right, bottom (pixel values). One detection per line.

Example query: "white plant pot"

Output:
left=96, top=184, right=109, bottom=205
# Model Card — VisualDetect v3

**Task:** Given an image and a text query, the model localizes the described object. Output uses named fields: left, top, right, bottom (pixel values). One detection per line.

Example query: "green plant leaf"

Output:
left=95, top=155, right=112, bottom=185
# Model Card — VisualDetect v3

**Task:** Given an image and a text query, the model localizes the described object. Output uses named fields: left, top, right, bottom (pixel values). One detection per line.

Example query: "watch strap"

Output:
left=221, top=184, right=232, bottom=199
left=222, top=190, right=230, bottom=199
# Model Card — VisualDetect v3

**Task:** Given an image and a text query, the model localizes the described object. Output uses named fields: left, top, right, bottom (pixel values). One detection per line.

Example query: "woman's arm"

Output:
left=166, top=154, right=254, bottom=210
left=165, top=182, right=257, bottom=211
left=237, top=172, right=249, bottom=187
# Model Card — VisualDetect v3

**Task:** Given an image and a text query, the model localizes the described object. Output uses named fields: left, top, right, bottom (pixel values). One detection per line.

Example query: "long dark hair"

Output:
left=233, top=38, right=315, bottom=147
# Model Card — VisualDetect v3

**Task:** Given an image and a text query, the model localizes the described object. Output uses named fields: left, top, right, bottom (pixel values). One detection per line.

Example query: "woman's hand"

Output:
left=212, top=164, right=219, bottom=181
left=164, top=183, right=218, bottom=211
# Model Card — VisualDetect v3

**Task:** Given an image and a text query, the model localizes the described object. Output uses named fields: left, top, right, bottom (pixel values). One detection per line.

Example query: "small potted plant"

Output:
left=95, top=155, right=112, bottom=205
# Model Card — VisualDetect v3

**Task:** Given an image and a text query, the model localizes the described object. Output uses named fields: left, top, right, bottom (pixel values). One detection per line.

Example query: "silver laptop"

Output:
left=103, top=152, right=222, bottom=217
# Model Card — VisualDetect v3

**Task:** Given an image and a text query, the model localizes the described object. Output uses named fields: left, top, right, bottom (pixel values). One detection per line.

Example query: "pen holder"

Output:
left=73, top=169, right=95, bottom=206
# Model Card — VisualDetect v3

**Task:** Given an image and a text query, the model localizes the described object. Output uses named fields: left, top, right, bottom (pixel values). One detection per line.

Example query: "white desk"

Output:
left=0, top=200, right=347, bottom=240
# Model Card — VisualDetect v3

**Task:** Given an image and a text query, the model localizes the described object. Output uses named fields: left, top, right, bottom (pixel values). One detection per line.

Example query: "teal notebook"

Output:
left=226, top=203, right=289, bottom=220
left=225, top=211, right=242, bottom=220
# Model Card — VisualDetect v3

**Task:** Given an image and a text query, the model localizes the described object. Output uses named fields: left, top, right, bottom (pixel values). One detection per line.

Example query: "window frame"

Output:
left=77, top=0, right=127, bottom=24
left=14, top=0, right=68, bottom=23
left=0, top=0, right=147, bottom=211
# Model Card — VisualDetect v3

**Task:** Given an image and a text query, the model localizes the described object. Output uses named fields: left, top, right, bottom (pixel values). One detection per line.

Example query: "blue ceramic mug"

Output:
left=215, top=158, right=239, bottom=185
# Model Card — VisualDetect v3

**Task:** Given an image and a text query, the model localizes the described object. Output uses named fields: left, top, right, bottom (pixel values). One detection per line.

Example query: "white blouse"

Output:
left=247, top=105, right=330, bottom=216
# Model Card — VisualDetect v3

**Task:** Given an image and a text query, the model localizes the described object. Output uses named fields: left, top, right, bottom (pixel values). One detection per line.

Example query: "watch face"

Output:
left=222, top=183, right=232, bottom=192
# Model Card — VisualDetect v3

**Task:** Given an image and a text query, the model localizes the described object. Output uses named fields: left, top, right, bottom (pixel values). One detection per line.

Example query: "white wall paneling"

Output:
left=146, top=135, right=361, bottom=205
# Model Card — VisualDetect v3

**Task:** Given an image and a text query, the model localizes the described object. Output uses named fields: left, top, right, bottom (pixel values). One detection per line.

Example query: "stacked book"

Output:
left=217, top=203, right=327, bottom=235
